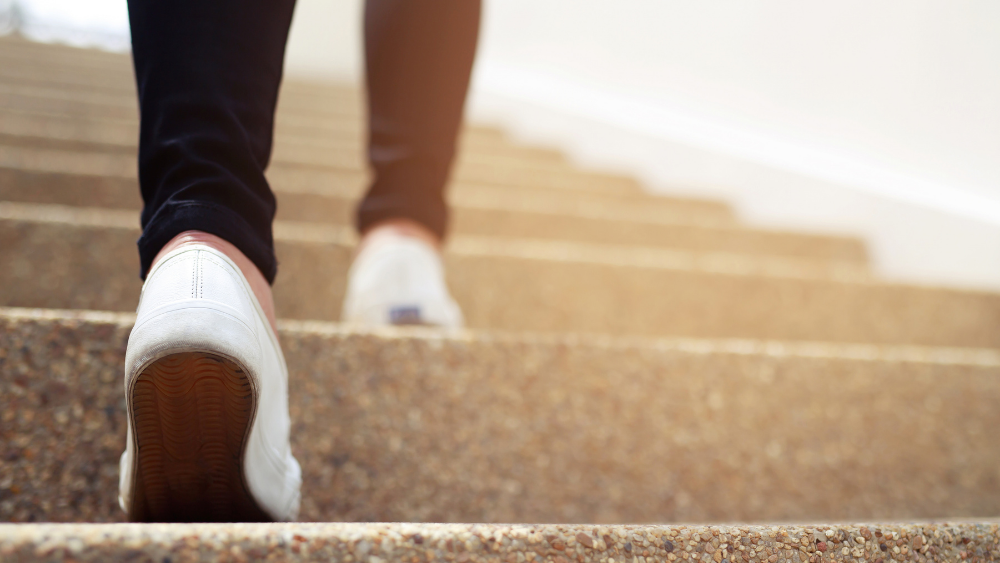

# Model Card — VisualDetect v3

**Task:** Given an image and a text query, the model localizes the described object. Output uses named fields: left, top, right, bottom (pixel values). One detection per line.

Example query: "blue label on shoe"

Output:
left=389, top=306, right=424, bottom=325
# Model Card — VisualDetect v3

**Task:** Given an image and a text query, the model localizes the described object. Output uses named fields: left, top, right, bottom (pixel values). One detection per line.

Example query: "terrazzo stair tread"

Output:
left=3, top=203, right=998, bottom=348
left=0, top=141, right=645, bottom=195
left=0, top=172, right=865, bottom=263
left=4, top=307, right=1000, bottom=523
left=4, top=524, right=999, bottom=563
left=3, top=525, right=1000, bottom=563
left=0, top=167, right=739, bottom=232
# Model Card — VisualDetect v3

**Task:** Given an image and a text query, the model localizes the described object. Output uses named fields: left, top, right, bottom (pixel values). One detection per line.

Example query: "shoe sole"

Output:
left=127, top=352, right=272, bottom=522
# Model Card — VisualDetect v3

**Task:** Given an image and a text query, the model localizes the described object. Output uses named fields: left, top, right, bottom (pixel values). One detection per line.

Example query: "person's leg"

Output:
left=121, top=0, right=301, bottom=523
left=344, top=0, right=480, bottom=327
left=356, top=0, right=482, bottom=242
left=129, top=0, right=295, bottom=331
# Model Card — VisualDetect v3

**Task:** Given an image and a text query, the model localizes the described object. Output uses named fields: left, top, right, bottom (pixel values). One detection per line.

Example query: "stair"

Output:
left=2, top=522, right=999, bottom=563
left=1, top=35, right=998, bottom=561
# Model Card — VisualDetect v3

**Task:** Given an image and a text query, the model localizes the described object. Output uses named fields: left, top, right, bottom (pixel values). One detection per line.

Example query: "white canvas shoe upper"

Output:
left=341, top=232, right=464, bottom=328
left=118, top=244, right=301, bottom=521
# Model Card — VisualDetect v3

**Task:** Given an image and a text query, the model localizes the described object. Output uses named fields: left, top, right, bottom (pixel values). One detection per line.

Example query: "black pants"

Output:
left=127, top=0, right=481, bottom=283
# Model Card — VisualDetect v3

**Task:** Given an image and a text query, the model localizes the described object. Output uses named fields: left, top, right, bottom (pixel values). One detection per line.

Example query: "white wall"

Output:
left=467, top=1, right=1000, bottom=290
left=5, top=0, right=130, bottom=49
left=283, top=0, right=362, bottom=81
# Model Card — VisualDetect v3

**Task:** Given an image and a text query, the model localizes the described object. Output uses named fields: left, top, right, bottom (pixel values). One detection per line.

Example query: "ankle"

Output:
left=152, top=231, right=279, bottom=334
left=359, top=218, right=441, bottom=254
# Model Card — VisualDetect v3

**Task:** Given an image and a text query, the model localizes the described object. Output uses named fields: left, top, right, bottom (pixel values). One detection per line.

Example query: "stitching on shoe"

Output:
left=191, top=251, right=197, bottom=299
left=199, top=251, right=204, bottom=299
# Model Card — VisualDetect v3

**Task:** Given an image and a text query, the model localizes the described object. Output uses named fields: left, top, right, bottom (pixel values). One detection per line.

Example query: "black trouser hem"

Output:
left=138, top=201, right=278, bottom=284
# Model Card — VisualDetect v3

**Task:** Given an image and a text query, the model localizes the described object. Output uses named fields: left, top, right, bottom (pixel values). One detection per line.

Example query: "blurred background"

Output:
left=3, top=0, right=999, bottom=290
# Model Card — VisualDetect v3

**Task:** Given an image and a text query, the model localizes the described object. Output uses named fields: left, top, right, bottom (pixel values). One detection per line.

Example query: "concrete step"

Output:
left=4, top=307, right=1000, bottom=524
left=0, top=167, right=866, bottom=264
left=2, top=523, right=998, bottom=563
left=4, top=522, right=997, bottom=563
left=4, top=203, right=999, bottom=347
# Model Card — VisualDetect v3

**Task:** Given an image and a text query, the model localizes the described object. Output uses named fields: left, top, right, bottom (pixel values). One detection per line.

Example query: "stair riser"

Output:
left=0, top=170, right=864, bottom=262
left=3, top=312, right=999, bottom=524
left=3, top=522, right=995, bottom=563
left=0, top=219, right=993, bottom=346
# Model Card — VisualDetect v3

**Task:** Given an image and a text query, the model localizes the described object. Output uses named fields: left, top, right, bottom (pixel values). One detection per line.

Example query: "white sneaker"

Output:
left=341, top=231, right=464, bottom=328
left=119, top=244, right=301, bottom=522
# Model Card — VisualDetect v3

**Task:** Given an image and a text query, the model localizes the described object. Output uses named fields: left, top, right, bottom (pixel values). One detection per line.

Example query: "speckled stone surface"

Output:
left=2, top=209, right=998, bottom=347
left=2, top=522, right=1000, bottom=563
left=4, top=309, right=1000, bottom=524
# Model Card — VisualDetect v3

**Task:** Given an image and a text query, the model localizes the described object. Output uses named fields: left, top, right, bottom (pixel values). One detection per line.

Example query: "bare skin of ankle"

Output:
left=151, top=231, right=279, bottom=335
left=358, top=218, right=441, bottom=255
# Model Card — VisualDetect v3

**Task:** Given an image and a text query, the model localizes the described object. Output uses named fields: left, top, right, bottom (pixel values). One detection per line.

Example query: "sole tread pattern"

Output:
left=128, top=352, right=270, bottom=522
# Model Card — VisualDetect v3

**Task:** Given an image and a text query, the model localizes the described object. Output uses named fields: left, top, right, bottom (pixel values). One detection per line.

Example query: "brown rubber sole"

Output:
left=127, top=352, right=271, bottom=522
